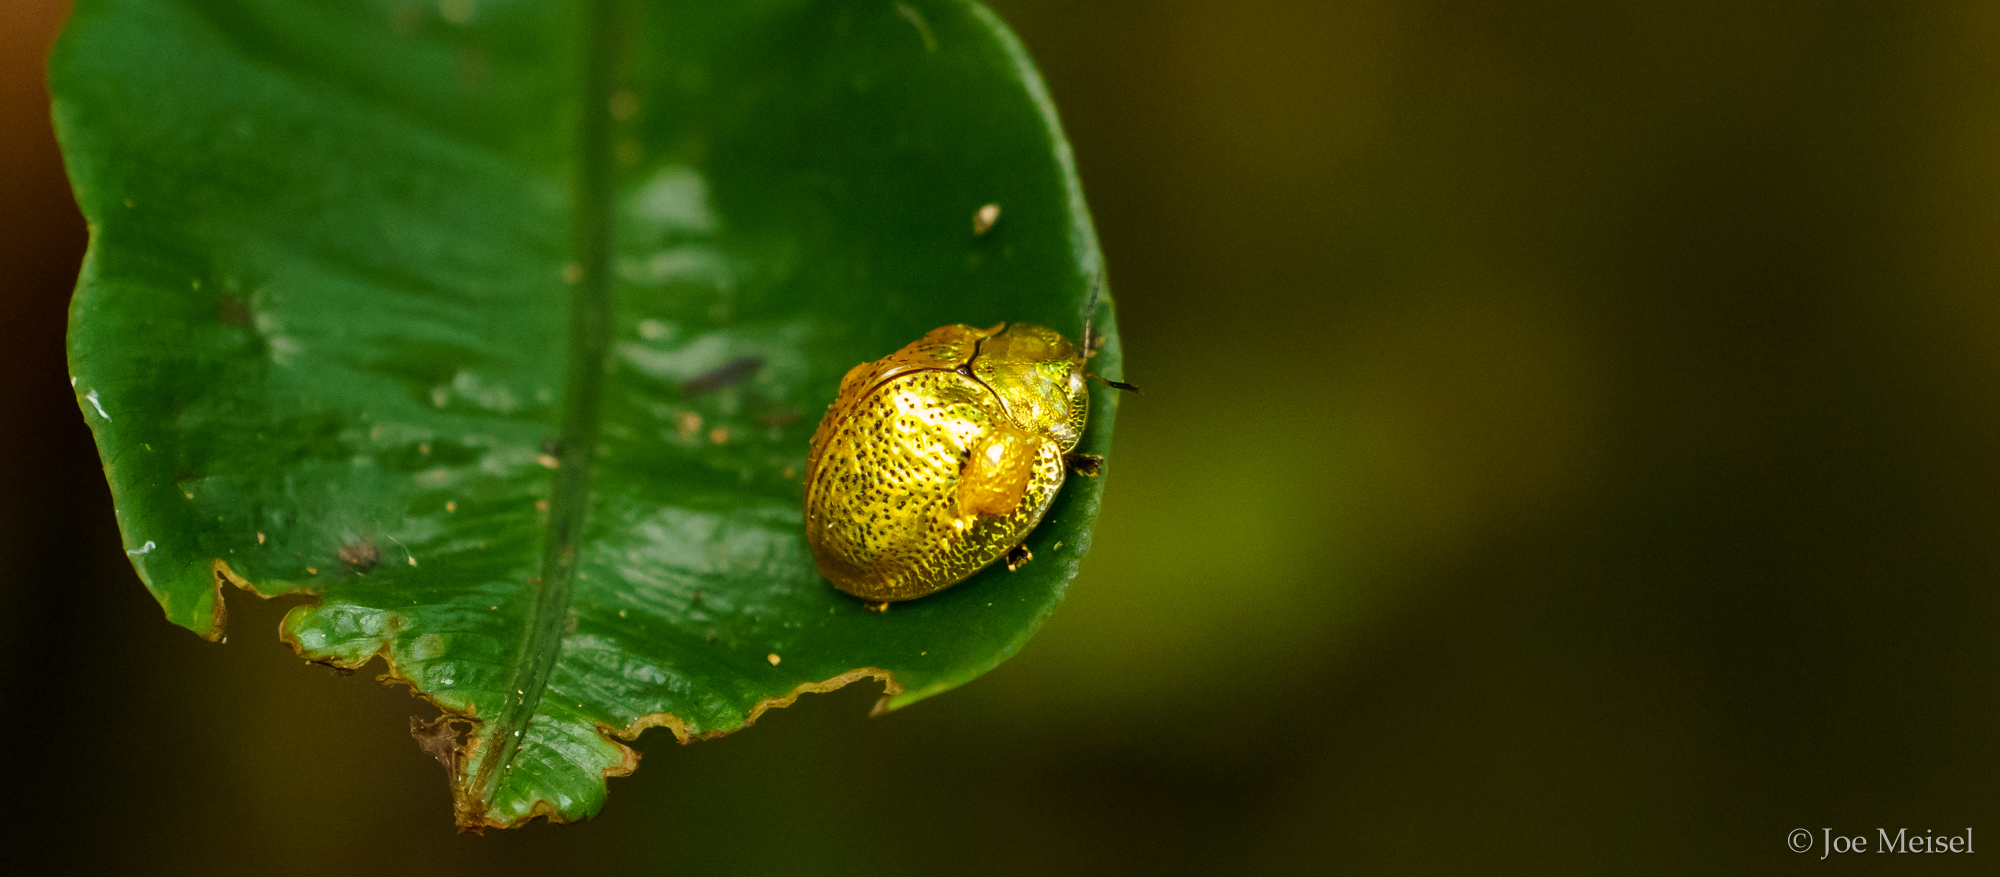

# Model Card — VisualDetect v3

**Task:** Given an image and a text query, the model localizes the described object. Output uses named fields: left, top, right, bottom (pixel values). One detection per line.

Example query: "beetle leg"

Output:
left=863, top=600, right=891, bottom=613
left=1064, top=453, right=1103, bottom=477
left=1005, top=543, right=1034, bottom=572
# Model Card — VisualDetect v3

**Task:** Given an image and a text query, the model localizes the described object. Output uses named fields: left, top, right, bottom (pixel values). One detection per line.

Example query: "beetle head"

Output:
left=971, top=323, right=1089, bottom=451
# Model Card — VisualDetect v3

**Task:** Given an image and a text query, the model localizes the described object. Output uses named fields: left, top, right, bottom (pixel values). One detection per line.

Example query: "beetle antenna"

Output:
left=1079, top=276, right=1137, bottom=392
left=1088, top=373, right=1141, bottom=394
left=1081, top=274, right=1102, bottom=356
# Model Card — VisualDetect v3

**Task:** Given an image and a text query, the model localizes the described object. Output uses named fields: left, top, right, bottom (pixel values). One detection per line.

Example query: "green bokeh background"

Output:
left=6, top=1, right=2000, bottom=873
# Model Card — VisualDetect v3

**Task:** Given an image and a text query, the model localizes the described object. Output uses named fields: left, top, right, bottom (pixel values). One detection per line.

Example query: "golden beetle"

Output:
left=804, top=319, right=1128, bottom=604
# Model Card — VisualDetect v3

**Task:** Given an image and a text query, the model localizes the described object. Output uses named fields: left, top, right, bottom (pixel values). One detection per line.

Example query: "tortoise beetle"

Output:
left=804, top=304, right=1131, bottom=605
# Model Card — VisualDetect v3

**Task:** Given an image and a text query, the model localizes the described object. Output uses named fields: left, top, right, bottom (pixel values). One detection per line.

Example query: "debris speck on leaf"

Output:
left=973, top=202, right=1000, bottom=234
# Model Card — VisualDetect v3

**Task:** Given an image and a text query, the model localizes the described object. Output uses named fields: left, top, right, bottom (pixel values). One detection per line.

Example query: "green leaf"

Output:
left=54, top=0, right=1120, bottom=829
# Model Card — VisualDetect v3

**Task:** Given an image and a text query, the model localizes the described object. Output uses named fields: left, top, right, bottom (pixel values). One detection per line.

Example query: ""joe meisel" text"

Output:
left=1819, top=827, right=1973, bottom=859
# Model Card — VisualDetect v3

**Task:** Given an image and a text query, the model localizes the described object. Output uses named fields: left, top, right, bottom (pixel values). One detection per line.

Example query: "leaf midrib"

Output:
left=467, top=0, right=620, bottom=810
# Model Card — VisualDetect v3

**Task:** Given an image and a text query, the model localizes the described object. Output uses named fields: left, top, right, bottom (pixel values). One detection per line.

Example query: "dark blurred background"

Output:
left=9, top=1, right=2000, bottom=873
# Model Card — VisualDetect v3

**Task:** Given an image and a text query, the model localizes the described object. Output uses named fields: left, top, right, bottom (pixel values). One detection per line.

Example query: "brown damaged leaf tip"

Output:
left=452, top=737, right=640, bottom=833
left=411, top=714, right=470, bottom=773
left=448, top=673, right=911, bottom=832
left=221, top=558, right=907, bottom=831
left=217, top=563, right=599, bottom=835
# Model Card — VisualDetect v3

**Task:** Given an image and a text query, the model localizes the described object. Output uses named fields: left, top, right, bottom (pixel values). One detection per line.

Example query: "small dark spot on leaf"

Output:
left=218, top=293, right=251, bottom=326
left=457, top=44, right=489, bottom=85
left=389, top=0, right=421, bottom=34
left=681, top=356, right=763, bottom=396
left=339, top=541, right=381, bottom=571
